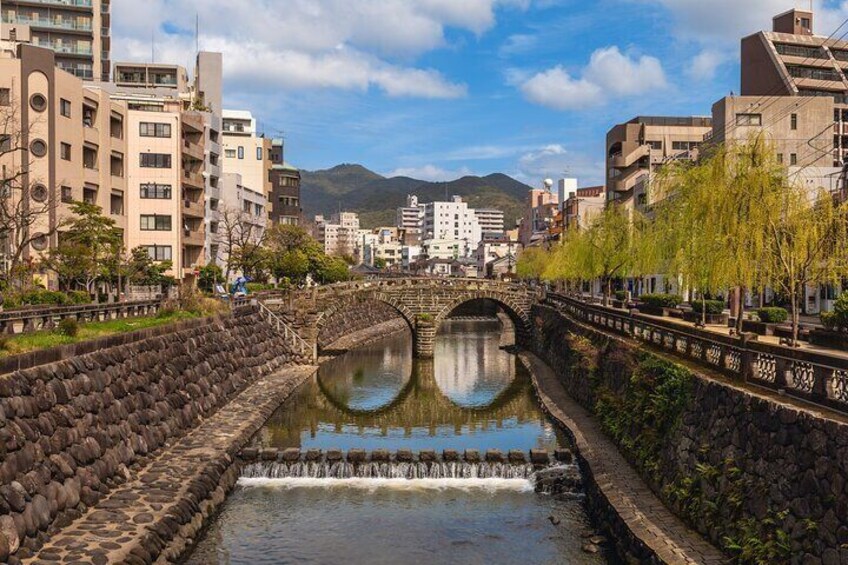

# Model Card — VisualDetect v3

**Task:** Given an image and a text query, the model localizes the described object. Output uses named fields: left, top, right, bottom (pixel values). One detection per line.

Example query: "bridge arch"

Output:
left=314, top=291, right=416, bottom=353
left=432, top=291, right=532, bottom=340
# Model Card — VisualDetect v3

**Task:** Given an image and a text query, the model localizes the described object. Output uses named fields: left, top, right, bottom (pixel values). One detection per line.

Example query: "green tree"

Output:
left=44, top=202, right=122, bottom=296
left=198, top=263, right=223, bottom=293
left=265, top=224, right=324, bottom=284
left=516, top=246, right=548, bottom=280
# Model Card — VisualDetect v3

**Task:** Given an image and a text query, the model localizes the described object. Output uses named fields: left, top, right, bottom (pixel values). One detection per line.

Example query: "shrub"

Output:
left=2, top=295, right=21, bottom=309
left=756, top=307, right=789, bottom=324
left=21, top=289, right=68, bottom=306
left=614, top=290, right=627, bottom=301
left=245, top=282, right=275, bottom=293
left=156, top=305, right=177, bottom=319
left=67, top=290, right=91, bottom=304
left=821, top=292, right=848, bottom=332
left=640, top=293, right=682, bottom=309
left=57, top=318, right=79, bottom=337
left=690, top=300, right=726, bottom=315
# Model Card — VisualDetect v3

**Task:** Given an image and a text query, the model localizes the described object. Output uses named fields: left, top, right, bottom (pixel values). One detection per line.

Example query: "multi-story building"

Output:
left=606, top=116, right=713, bottom=212
left=314, top=212, right=359, bottom=257
left=222, top=110, right=271, bottom=203
left=361, top=227, right=403, bottom=268
left=0, top=43, right=126, bottom=286
left=220, top=172, right=266, bottom=232
left=421, top=196, right=481, bottom=258
left=397, top=194, right=423, bottom=245
left=475, top=208, right=505, bottom=239
left=476, top=239, right=520, bottom=279
left=269, top=138, right=301, bottom=226
left=563, top=186, right=605, bottom=230
left=518, top=180, right=558, bottom=246
left=1, top=0, right=110, bottom=81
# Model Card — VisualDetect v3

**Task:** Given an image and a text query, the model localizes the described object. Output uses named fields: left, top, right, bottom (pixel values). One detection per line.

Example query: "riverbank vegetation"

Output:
left=519, top=138, right=848, bottom=345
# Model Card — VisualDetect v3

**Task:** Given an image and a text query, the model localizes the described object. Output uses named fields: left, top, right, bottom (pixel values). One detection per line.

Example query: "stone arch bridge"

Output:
left=261, top=278, right=542, bottom=357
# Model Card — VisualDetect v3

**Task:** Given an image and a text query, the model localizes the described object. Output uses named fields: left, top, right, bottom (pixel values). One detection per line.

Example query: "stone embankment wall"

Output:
left=533, top=304, right=848, bottom=564
left=315, top=301, right=407, bottom=351
left=0, top=307, right=307, bottom=562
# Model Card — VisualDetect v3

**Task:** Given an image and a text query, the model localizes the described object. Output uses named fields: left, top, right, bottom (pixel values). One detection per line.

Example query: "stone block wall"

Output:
left=315, top=301, right=406, bottom=351
left=532, top=304, right=848, bottom=564
left=0, top=307, right=305, bottom=561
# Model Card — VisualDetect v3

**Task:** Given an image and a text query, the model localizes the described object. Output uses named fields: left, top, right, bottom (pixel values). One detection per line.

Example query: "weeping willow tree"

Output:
left=762, top=181, right=848, bottom=346
left=515, top=246, right=548, bottom=281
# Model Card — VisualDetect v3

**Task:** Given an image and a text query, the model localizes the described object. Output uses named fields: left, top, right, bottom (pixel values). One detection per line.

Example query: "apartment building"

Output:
left=0, top=43, right=126, bottom=286
left=476, top=239, right=520, bottom=279
left=475, top=208, right=505, bottom=239
left=269, top=139, right=301, bottom=226
left=563, top=186, right=605, bottom=230
left=314, top=212, right=360, bottom=257
left=606, top=116, right=713, bottom=212
left=397, top=194, right=423, bottom=245
left=222, top=110, right=271, bottom=207
left=361, top=227, right=403, bottom=268
left=421, top=196, right=482, bottom=258
left=1, top=0, right=111, bottom=81
left=221, top=172, right=266, bottom=232
left=518, top=180, right=559, bottom=246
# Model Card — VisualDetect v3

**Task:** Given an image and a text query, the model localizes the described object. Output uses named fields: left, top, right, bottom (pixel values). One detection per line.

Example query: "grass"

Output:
left=0, top=310, right=202, bottom=357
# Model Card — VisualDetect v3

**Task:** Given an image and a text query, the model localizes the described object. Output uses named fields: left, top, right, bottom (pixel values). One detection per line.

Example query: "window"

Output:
left=30, top=139, right=47, bottom=158
left=238, top=146, right=244, bottom=160
left=256, top=147, right=262, bottom=160
left=0, top=88, right=9, bottom=106
left=140, top=183, right=172, bottom=199
left=775, top=43, right=822, bottom=59
left=800, top=17, right=811, bottom=29
left=787, top=65, right=841, bottom=82
left=61, top=186, right=73, bottom=203
left=139, top=153, right=172, bottom=168
left=60, top=99, right=71, bottom=118
left=736, top=113, right=762, bottom=126
left=672, top=141, right=698, bottom=151
left=791, top=113, right=798, bottom=130
left=140, top=214, right=172, bottom=231
left=0, top=136, right=10, bottom=152
left=647, top=140, right=662, bottom=150
left=145, top=245, right=172, bottom=261
left=139, top=122, right=171, bottom=138
left=777, top=153, right=784, bottom=164
left=790, top=153, right=798, bottom=165
left=30, top=94, right=47, bottom=112
left=225, top=148, right=236, bottom=158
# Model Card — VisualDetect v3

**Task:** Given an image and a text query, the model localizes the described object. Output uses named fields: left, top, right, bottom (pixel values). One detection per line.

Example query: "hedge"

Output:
left=690, top=300, right=726, bottom=315
left=640, top=293, right=683, bottom=309
left=756, top=307, right=789, bottom=324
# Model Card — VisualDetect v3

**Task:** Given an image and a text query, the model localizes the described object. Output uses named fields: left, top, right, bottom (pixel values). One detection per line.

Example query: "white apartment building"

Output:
left=475, top=209, right=505, bottom=239
left=397, top=194, right=423, bottom=244
left=314, top=212, right=360, bottom=257
left=402, top=245, right=422, bottom=269
left=423, top=239, right=462, bottom=261
left=476, top=240, right=520, bottom=278
left=421, top=196, right=482, bottom=258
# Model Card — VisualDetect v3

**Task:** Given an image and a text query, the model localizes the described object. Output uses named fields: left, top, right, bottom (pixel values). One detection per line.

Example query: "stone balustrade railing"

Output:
left=0, top=299, right=164, bottom=335
left=546, top=293, right=848, bottom=411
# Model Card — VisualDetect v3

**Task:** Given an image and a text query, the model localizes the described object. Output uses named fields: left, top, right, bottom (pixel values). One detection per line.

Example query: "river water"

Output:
left=184, top=319, right=610, bottom=564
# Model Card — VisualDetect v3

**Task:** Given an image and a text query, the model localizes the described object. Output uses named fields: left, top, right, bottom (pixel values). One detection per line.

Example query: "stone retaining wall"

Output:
left=532, top=304, right=848, bottom=564
left=0, top=307, right=308, bottom=562
left=316, top=300, right=406, bottom=351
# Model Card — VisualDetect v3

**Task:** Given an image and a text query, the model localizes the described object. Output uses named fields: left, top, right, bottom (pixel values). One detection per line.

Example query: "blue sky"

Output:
left=113, top=0, right=848, bottom=186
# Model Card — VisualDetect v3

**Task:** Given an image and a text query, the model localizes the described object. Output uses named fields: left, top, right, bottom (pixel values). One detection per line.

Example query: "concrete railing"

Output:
left=546, top=293, right=848, bottom=412
left=0, top=299, right=164, bottom=335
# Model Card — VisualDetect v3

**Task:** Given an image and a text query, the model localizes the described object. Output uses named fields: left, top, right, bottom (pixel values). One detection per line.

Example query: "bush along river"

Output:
left=183, top=318, right=615, bottom=564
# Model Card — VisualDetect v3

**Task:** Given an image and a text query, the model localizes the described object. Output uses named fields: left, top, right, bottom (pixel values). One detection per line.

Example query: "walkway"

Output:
left=23, top=365, right=316, bottom=565
left=519, top=352, right=728, bottom=565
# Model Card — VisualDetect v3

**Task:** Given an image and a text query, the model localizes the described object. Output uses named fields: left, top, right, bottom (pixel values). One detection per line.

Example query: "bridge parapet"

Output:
left=260, top=279, right=543, bottom=357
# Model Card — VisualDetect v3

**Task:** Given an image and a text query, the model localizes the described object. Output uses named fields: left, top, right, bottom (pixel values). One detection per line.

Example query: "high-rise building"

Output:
left=314, top=212, right=360, bottom=257
left=474, top=208, right=505, bottom=239
left=735, top=8, right=848, bottom=175
left=1, top=0, right=111, bottom=81
left=397, top=194, right=423, bottom=244
left=606, top=116, right=713, bottom=212
left=0, top=43, right=126, bottom=286
left=421, top=196, right=482, bottom=258
left=269, top=139, right=302, bottom=226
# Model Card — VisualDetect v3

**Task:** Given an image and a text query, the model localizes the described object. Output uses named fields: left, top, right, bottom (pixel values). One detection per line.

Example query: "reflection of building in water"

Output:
left=434, top=321, right=515, bottom=404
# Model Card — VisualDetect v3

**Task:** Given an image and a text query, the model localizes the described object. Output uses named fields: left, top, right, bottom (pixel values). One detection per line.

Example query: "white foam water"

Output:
left=238, top=476, right=535, bottom=493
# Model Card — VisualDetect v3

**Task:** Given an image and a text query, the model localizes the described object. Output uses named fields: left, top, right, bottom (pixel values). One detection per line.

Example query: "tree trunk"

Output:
left=701, top=290, right=707, bottom=327
left=735, top=287, right=745, bottom=334
left=603, top=278, right=611, bottom=307
left=791, top=293, right=800, bottom=347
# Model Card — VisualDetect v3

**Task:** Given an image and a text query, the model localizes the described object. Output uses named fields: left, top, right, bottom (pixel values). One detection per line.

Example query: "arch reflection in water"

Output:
left=251, top=320, right=562, bottom=454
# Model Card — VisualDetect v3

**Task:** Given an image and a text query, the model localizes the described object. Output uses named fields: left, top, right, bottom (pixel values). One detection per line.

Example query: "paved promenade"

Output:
left=519, top=352, right=728, bottom=565
left=22, top=365, right=316, bottom=565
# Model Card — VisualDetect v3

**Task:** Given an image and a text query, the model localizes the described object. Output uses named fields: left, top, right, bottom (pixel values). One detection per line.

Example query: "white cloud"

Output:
left=514, top=144, right=605, bottom=186
left=112, top=0, right=533, bottom=99
left=688, top=49, right=726, bottom=81
left=516, top=47, right=667, bottom=110
left=385, top=164, right=474, bottom=181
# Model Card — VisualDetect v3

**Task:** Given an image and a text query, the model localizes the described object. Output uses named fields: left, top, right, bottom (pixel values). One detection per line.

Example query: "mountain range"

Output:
left=300, top=164, right=532, bottom=229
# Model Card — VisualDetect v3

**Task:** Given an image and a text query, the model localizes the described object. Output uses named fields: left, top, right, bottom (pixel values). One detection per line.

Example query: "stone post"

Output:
left=414, top=315, right=436, bottom=358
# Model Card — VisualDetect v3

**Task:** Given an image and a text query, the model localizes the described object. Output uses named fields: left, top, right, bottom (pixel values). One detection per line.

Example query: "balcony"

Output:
left=2, top=14, right=93, bottom=33
left=11, top=0, right=93, bottom=9
left=33, top=41, right=92, bottom=56
left=609, top=170, right=648, bottom=193
left=183, top=169, right=204, bottom=189
left=183, top=197, right=204, bottom=219
left=57, top=65, right=93, bottom=79
left=183, top=139, right=204, bottom=161
left=609, top=144, right=649, bottom=169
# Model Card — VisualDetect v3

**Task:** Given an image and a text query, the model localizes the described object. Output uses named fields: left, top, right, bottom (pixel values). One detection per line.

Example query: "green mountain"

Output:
left=301, top=164, right=531, bottom=230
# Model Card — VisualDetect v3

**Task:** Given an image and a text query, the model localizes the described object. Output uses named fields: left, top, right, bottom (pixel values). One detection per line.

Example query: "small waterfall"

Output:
left=242, top=460, right=539, bottom=480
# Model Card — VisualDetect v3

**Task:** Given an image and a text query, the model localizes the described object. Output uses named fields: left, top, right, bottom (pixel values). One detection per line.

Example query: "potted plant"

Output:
left=742, top=307, right=788, bottom=336
left=812, top=292, right=848, bottom=349
left=636, top=293, right=683, bottom=317
left=684, top=300, right=728, bottom=325
left=612, top=290, right=628, bottom=309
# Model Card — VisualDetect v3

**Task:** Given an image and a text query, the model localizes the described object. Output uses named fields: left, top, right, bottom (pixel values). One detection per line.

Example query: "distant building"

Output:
left=314, top=212, right=360, bottom=257
left=269, top=139, right=302, bottom=226
left=564, top=186, right=605, bottom=230
left=476, top=240, right=520, bottom=279
left=519, top=180, right=559, bottom=246
left=475, top=208, right=505, bottom=239
left=397, top=195, right=423, bottom=245
left=421, top=196, right=482, bottom=258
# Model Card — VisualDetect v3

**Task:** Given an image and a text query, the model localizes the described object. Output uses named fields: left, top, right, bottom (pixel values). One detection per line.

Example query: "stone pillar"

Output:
left=414, top=316, right=436, bottom=358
